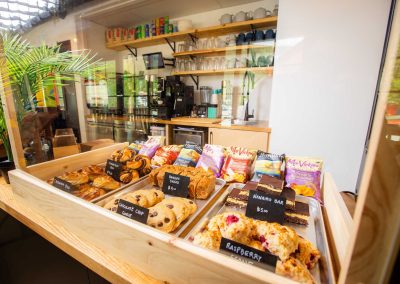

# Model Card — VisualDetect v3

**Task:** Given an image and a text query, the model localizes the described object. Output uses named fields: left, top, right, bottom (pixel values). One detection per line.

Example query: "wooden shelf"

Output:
left=173, top=43, right=275, bottom=57
left=106, top=17, right=277, bottom=51
left=172, top=67, right=273, bottom=76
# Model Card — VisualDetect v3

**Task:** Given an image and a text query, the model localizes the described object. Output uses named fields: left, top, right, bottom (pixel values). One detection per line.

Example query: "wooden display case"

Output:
left=7, top=143, right=340, bottom=283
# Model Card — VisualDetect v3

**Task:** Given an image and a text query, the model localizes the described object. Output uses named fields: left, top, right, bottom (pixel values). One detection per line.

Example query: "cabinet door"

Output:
left=208, top=128, right=269, bottom=151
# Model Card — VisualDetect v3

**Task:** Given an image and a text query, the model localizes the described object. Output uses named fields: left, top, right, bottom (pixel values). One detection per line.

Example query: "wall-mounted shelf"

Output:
left=172, top=67, right=273, bottom=76
left=172, top=43, right=275, bottom=58
left=106, top=17, right=278, bottom=52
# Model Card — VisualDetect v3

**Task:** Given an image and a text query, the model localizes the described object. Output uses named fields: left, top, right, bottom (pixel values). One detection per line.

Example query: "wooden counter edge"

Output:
left=86, top=115, right=271, bottom=133
left=0, top=180, right=162, bottom=284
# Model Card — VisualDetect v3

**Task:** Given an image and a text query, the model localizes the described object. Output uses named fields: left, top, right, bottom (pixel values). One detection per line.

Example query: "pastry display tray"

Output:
left=185, top=183, right=335, bottom=284
left=95, top=177, right=226, bottom=237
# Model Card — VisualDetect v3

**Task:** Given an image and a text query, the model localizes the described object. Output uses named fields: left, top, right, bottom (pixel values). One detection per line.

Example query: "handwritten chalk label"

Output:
left=162, top=173, right=189, bottom=197
left=116, top=199, right=149, bottom=224
left=52, top=177, right=75, bottom=193
left=105, top=159, right=123, bottom=181
left=246, top=190, right=286, bottom=224
left=219, top=237, right=277, bottom=270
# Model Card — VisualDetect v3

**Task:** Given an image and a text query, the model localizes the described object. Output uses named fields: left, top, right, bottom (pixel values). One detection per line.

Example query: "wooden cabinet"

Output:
left=208, top=128, right=269, bottom=151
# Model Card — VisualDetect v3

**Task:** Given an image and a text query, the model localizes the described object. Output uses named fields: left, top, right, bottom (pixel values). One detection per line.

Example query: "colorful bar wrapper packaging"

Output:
left=221, top=146, right=256, bottom=183
left=196, top=144, right=225, bottom=177
left=285, top=156, right=323, bottom=203
left=151, top=145, right=182, bottom=167
left=174, top=144, right=202, bottom=167
left=251, top=151, right=285, bottom=182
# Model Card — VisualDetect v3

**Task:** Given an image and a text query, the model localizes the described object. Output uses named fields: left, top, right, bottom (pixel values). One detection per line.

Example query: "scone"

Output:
left=294, top=237, right=321, bottom=270
left=147, top=204, right=177, bottom=232
left=248, top=240, right=265, bottom=251
left=256, top=222, right=299, bottom=261
left=213, top=212, right=252, bottom=244
left=192, top=229, right=222, bottom=251
left=92, top=176, right=120, bottom=191
left=159, top=198, right=190, bottom=229
left=276, top=257, right=316, bottom=284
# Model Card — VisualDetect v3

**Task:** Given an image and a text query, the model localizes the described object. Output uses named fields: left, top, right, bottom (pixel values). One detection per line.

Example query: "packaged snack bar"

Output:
left=285, top=157, right=323, bottom=202
left=221, top=146, right=256, bottom=183
left=174, top=144, right=203, bottom=167
left=128, top=143, right=142, bottom=153
left=138, top=137, right=165, bottom=158
left=251, top=151, right=285, bottom=182
left=151, top=145, right=183, bottom=167
left=196, top=144, right=225, bottom=177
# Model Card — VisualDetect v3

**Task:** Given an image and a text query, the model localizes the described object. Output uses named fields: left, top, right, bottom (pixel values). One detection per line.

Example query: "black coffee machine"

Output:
left=168, top=76, right=194, bottom=117
left=151, top=76, right=193, bottom=119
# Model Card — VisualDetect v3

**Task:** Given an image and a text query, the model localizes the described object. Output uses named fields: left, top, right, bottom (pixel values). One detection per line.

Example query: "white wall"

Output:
left=23, top=14, right=79, bottom=49
left=269, top=0, right=391, bottom=191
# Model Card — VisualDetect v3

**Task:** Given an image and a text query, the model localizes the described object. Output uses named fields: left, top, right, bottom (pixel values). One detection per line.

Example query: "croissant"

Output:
left=80, top=165, right=106, bottom=181
left=59, top=171, right=89, bottom=185
left=92, top=175, right=120, bottom=191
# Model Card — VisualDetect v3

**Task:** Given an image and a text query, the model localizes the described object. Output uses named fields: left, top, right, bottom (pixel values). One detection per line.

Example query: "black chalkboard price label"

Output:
left=219, top=237, right=277, bottom=270
left=105, top=159, right=123, bottom=181
left=116, top=199, right=149, bottom=224
left=246, top=190, right=286, bottom=224
left=162, top=173, right=190, bottom=197
left=52, top=177, right=76, bottom=193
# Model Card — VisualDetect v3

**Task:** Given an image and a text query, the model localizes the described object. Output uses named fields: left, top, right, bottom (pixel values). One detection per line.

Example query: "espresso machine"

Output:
left=154, top=76, right=193, bottom=118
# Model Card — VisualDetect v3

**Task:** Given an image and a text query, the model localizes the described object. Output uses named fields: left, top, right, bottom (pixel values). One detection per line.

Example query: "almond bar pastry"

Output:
left=92, top=175, right=120, bottom=190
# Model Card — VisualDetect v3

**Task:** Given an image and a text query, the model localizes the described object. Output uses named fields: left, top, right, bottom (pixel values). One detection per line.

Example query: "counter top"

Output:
left=86, top=115, right=271, bottom=133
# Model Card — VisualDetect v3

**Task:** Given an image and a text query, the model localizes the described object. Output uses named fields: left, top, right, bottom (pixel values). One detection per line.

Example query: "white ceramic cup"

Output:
left=254, top=7, right=272, bottom=19
left=234, top=11, right=253, bottom=22
left=220, top=13, right=233, bottom=24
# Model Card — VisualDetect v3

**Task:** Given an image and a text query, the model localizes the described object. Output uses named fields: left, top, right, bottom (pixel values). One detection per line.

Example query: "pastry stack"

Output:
left=110, top=147, right=152, bottom=183
left=226, top=176, right=311, bottom=226
left=104, top=190, right=197, bottom=233
left=192, top=212, right=320, bottom=284
left=149, top=165, right=216, bottom=199
left=47, top=165, right=121, bottom=201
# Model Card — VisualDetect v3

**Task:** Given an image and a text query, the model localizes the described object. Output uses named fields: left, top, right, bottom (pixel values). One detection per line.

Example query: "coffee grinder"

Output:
left=197, top=86, right=211, bottom=118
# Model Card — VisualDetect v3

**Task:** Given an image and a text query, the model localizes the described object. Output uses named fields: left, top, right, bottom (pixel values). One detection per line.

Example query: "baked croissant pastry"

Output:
left=119, top=170, right=140, bottom=184
left=80, top=165, right=106, bottom=181
left=59, top=171, right=89, bottom=185
left=74, top=184, right=106, bottom=201
left=92, top=175, right=120, bottom=190
left=111, top=147, right=136, bottom=163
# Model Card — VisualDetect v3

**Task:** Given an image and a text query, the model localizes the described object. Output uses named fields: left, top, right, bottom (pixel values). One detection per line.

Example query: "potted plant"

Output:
left=0, top=32, right=98, bottom=183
